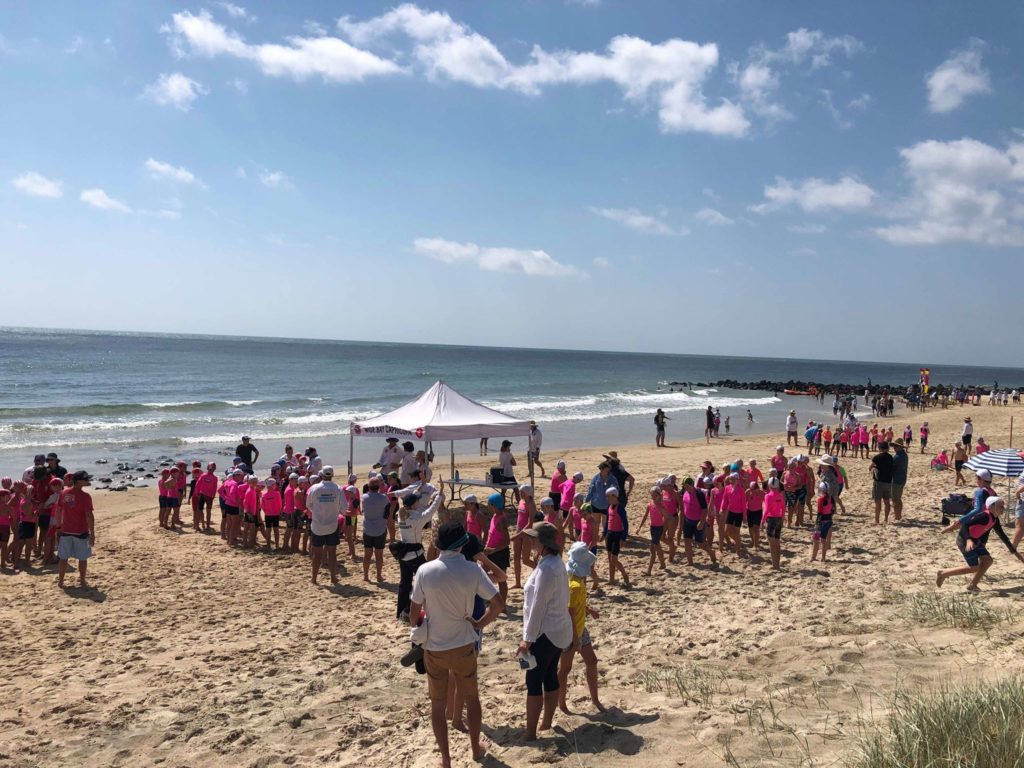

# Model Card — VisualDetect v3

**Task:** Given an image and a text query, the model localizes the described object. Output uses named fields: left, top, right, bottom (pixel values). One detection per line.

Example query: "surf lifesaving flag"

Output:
left=919, top=368, right=930, bottom=393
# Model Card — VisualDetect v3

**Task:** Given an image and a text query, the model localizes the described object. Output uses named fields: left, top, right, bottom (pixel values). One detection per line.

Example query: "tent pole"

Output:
left=450, top=440, right=455, bottom=480
left=348, top=427, right=354, bottom=477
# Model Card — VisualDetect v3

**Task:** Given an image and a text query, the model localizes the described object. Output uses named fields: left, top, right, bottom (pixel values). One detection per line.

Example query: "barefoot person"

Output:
left=557, top=542, right=605, bottom=714
left=360, top=476, right=390, bottom=583
left=637, top=486, right=667, bottom=575
left=54, top=471, right=96, bottom=588
left=602, top=487, right=630, bottom=586
left=519, top=522, right=572, bottom=741
left=762, top=478, right=786, bottom=569
left=937, top=496, right=1024, bottom=591
left=307, top=467, right=343, bottom=585
left=409, top=520, right=503, bottom=768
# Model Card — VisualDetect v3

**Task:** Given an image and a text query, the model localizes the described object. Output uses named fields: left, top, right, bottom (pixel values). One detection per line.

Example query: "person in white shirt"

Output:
left=306, top=466, right=343, bottom=585
left=278, top=444, right=298, bottom=468
left=375, top=438, right=402, bottom=474
left=415, top=450, right=432, bottom=482
left=786, top=411, right=798, bottom=447
left=528, top=421, right=545, bottom=478
left=393, top=469, right=437, bottom=512
left=409, top=521, right=504, bottom=767
left=962, top=417, right=974, bottom=450
left=395, top=489, right=445, bottom=619
left=305, top=448, right=323, bottom=475
left=518, top=521, right=572, bottom=741
left=400, top=441, right=418, bottom=485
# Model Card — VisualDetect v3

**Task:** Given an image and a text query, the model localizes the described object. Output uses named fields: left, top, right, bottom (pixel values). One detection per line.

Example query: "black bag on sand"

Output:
left=940, top=493, right=970, bottom=525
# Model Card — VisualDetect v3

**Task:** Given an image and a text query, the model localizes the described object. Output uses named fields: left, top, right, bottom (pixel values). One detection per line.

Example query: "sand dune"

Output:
left=2, top=403, right=1023, bottom=767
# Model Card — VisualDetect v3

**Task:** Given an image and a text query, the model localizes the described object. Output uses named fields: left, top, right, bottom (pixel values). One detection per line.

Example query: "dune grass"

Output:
left=905, top=591, right=1005, bottom=629
left=633, top=664, right=729, bottom=708
left=848, top=677, right=1024, bottom=768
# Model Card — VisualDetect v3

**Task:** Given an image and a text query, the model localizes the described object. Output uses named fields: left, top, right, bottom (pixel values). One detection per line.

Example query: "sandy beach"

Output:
left=3, top=403, right=1023, bottom=768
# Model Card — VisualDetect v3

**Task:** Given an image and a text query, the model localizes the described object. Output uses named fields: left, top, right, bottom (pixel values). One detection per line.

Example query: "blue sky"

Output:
left=1, top=1, right=1022, bottom=365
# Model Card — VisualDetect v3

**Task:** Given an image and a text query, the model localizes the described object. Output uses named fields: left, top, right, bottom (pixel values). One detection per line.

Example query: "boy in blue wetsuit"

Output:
left=937, top=496, right=1024, bottom=591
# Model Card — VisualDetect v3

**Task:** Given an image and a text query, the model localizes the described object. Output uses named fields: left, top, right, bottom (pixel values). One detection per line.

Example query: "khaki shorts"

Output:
left=425, top=644, right=478, bottom=702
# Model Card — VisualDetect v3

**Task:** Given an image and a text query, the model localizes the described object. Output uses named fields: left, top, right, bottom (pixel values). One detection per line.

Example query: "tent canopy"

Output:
left=351, top=380, right=532, bottom=441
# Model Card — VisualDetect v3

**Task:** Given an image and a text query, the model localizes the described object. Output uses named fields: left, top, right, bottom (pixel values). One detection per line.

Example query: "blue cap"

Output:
left=487, top=493, right=505, bottom=510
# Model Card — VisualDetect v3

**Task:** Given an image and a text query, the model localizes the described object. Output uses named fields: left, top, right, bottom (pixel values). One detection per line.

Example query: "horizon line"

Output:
left=0, top=323, right=1017, bottom=375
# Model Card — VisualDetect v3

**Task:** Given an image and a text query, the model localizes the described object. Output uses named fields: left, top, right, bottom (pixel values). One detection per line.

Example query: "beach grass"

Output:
left=633, top=664, right=730, bottom=708
left=905, top=591, right=1006, bottom=629
left=847, top=677, right=1024, bottom=768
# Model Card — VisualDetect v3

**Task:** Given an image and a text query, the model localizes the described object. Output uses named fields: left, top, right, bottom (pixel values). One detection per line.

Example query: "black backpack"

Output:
left=940, top=493, right=970, bottom=525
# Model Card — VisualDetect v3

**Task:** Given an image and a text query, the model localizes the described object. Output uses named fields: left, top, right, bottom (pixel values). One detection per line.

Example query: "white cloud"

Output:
left=11, top=171, right=63, bottom=198
left=414, top=237, right=582, bottom=277
left=734, top=28, right=862, bottom=122
left=702, top=187, right=722, bottom=202
left=695, top=207, right=734, bottom=226
left=787, top=223, right=826, bottom=234
left=848, top=92, right=872, bottom=111
left=874, top=137, right=1024, bottom=246
left=590, top=206, right=688, bottom=236
left=142, top=72, right=207, bottom=111
left=144, top=158, right=205, bottom=188
left=65, top=35, right=88, bottom=54
left=567, top=0, right=602, bottom=6
left=228, top=77, right=248, bottom=93
left=593, top=256, right=611, bottom=268
left=926, top=39, right=991, bottom=114
left=166, top=10, right=400, bottom=83
left=80, top=188, right=132, bottom=213
left=259, top=169, right=294, bottom=189
left=752, top=176, right=875, bottom=213
left=790, top=246, right=817, bottom=257
left=338, top=4, right=748, bottom=136
left=235, top=166, right=248, bottom=179
left=820, top=89, right=852, bottom=129
left=219, top=2, right=249, bottom=20
left=149, top=209, right=181, bottom=220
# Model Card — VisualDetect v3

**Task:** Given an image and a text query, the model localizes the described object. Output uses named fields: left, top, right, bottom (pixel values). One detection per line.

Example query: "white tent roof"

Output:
left=351, top=381, right=532, bottom=441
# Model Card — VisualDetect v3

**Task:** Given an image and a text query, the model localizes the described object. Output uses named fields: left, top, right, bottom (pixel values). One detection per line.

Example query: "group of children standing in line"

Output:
left=802, top=421, right=929, bottom=457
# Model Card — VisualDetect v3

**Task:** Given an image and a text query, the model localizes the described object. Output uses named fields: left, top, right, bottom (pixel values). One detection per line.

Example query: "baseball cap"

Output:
left=321, top=465, right=334, bottom=477
left=72, top=470, right=92, bottom=483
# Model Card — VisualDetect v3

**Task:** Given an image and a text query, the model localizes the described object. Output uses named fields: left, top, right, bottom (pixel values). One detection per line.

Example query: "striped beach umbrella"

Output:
left=963, top=448, right=1024, bottom=478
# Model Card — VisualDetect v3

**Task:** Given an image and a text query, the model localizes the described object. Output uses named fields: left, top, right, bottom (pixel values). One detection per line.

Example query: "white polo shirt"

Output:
left=411, top=551, right=499, bottom=652
left=306, top=480, right=343, bottom=536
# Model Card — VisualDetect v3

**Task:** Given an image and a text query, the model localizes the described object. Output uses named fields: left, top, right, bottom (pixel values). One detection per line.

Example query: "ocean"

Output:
left=1, top=327, right=1019, bottom=479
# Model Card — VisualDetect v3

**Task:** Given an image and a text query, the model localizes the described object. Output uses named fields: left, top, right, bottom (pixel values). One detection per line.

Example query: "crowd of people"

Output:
left=0, top=452, right=96, bottom=587
left=9, top=402, right=1024, bottom=767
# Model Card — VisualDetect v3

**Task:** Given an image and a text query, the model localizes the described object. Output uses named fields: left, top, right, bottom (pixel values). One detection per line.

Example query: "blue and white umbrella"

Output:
left=963, top=448, right=1024, bottom=478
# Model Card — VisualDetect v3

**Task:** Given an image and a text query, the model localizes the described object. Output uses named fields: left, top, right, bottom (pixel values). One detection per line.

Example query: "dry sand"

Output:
left=2, top=403, right=1023, bottom=768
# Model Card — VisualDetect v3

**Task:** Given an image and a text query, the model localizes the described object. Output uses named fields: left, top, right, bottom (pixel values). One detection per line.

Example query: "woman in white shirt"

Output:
left=518, top=522, right=572, bottom=741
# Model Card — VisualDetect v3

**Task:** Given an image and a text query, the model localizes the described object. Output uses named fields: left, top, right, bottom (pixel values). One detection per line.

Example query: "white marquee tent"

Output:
left=349, top=380, right=533, bottom=480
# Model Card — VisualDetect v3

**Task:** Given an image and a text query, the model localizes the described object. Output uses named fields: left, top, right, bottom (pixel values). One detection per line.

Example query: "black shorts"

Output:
left=549, top=492, right=561, bottom=509
left=725, top=512, right=744, bottom=527
left=650, top=525, right=664, bottom=545
left=489, top=546, right=510, bottom=571
left=962, top=435, right=972, bottom=445
left=223, top=504, right=240, bottom=516
left=37, top=514, right=51, bottom=534
left=765, top=518, right=783, bottom=539
left=682, top=517, right=705, bottom=542
left=158, top=496, right=169, bottom=509
left=605, top=530, right=625, bottom=556
left=18, top=521, right=37, bottom=540
left=265, top=516, right=280, bottom=528
left=345, top=515, right=358, bottom=530
left=363, top=532, right=386, bottom=550
left=954, top=460, right=965, bottom=470
left=312, top=529, right=341, bottom=547
left=243, top=513, right=259, bottom=525
left=746, top=510, right=763, bottom=527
